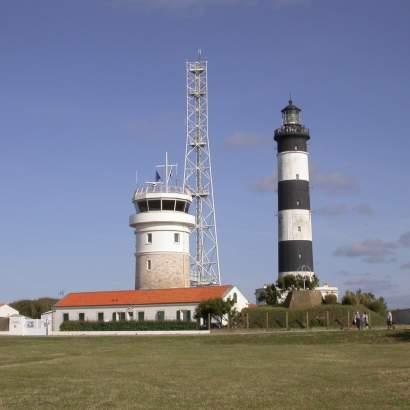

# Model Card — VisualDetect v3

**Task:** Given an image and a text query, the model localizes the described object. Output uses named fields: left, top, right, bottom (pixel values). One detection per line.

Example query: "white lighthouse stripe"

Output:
left=279, top=271, right=315, bottom=278
left=278, top=210, right=313, bottom=242
left=277, top=151, right=309, bottom=182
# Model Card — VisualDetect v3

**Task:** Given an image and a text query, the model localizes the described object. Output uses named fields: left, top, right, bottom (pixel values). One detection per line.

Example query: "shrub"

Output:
left=342, top=290, right=387, bottom=316
left=257, top=284, right=280, bottom=306
left=323, top=294, right=337, bottom=305
left=60, top=320, right=197, bottom=331
left=195, top=298, right=235, bottom=327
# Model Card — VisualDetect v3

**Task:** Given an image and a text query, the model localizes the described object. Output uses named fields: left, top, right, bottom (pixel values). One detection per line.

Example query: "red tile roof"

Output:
left=55, top=286, right=233, bottom=308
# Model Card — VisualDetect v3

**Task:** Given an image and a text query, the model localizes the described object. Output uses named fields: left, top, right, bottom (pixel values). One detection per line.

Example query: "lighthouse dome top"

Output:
left=281, top=99, right=301, bottom=113
left=281, top=99, right=302, bottom=125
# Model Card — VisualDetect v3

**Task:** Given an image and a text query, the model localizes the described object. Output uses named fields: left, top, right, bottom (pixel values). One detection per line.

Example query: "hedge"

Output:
left=240, top=305, right=385, bottom=329
left=60, top=320, right=198, bottom=331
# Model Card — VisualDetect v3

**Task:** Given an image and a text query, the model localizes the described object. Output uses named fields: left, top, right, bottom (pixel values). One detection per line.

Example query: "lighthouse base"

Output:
left=284, top=290, right=323, bottom=309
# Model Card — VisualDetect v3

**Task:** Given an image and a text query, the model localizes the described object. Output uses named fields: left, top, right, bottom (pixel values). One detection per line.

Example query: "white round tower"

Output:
left=129, top=155, right=195, bottom=290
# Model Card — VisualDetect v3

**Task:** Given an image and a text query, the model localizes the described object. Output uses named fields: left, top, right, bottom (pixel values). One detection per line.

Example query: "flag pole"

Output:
left=165, top=152, right=168, bottom=192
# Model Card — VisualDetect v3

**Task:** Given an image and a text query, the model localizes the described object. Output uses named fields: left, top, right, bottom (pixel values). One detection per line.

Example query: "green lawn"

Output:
left=0, top=330, right=409, bottom=409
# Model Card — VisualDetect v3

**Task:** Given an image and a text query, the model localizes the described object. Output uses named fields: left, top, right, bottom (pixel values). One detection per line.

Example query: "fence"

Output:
left=234, top=306, right=385, bottom=330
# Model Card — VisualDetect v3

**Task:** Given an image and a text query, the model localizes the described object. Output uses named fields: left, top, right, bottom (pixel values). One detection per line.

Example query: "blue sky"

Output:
left=1, top=0, right=409, bottom=307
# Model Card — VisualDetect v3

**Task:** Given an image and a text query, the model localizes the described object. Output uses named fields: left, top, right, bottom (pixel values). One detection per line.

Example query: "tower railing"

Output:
left=134, top=184, right=191, bottom=196
left=274, top=125, right=310, bottom=138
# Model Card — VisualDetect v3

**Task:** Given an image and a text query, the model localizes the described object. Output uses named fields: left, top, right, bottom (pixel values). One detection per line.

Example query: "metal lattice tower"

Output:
left=183, top=53, right=221, bottom=286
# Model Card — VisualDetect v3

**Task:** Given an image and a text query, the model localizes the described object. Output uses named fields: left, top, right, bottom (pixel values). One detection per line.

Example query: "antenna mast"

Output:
left=184, top=52, right=221, bottom=286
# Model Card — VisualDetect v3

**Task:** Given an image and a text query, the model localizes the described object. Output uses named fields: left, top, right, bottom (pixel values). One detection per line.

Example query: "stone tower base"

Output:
left=135, top=252, right=190, bottom=290
left=284, top=290, right=322, bottom=309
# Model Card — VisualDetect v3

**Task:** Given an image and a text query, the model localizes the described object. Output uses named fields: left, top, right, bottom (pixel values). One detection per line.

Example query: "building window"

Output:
left=296, top=173, right=300, bottom=180
left=233, top=292, right=238, bottom=303
left=138, top=311, right=145, bottom=321
left=137, top=200, right=148, bottom=213
left=98, top=312, right=104, bottom=322
left=162, top=199, right=175, bottom=211
left=177, top=310, right=191, bottom=321
left=128, top=311, right=134, bottom=320
left=112, top=312, right=116, bottom=322
left=147, top=259, right=152, bottom=271
left=148, top=199, right=161, bottom=211
left=174, top=233, right=180, bottom=243
left=175, top=200, right=185, bottom=212
left=298, top=226, right=301, bottom=232
left=146, top=233, right=152, bottom=244
left=63, top=313, right=69, bottom=322
left=79, top=313, right=85, bottom=321
left=119, top=312, right=126, bottom=321
left=156, top=311, right=165, bottom=321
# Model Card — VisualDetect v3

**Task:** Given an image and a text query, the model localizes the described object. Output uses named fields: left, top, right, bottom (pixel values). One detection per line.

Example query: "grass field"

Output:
left=0, top=330, right=409, bottom=409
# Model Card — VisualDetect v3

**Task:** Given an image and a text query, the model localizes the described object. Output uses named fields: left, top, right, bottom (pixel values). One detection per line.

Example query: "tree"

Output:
left=257, top=284, right=280, bottom=306
left=194, top=298, right=235, bottom=327
left=10, top=298, right=58, bottom=319
left=341, top=289, right=387, bottom=316
left=277, top=274, right=319, bottom=291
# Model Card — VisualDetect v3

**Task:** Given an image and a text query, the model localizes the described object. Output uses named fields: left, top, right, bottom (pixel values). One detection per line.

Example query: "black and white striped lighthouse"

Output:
left=274, top=100, right=314, bottom=279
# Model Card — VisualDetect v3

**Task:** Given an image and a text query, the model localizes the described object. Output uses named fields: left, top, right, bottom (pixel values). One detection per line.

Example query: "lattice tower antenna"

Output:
left=183, top=52, right=221, bottom=286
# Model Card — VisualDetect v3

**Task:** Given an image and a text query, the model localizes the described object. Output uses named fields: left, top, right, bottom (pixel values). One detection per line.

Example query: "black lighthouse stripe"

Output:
left=278, top=180, right=311, bottom=211
left=278, top=240, right=314, bottom=273
left=275, top=135, right=309, bottom=153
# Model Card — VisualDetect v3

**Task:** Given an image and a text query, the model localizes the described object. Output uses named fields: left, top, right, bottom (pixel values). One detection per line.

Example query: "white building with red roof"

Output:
left=50, top=285, right=248, bottom=332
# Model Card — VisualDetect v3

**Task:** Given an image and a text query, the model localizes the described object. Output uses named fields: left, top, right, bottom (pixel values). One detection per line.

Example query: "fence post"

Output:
left=347, top=311, right=350, bottom=329
left=208, top=312, right=211, bottom=330
left=285, top=311, right=289, bottom=330
left=326, top=311, right=329, bottom=328
left=306, top=312, right=309, bottom=329
left=246, top=312, right=249, bottom=329
left=266, top=311, right=269, bottom=330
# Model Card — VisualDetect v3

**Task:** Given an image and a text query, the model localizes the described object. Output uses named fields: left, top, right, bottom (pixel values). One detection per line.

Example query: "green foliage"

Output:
left=195, top=297, right=235, bottom=326
left=257, top=284, right=280, bottom=306
left=277, top=274, right=319, bottom=291
left=10, top=298, right=58, bottom=319
left=342, top=290, right=387, bottom=316
left=60, top=320, right=197, bottom=331
left=323, top=294, right=338, bottom=305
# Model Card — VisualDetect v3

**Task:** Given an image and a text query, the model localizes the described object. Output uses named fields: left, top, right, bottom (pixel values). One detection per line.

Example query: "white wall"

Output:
left=224, top=286, right=249, bottom=312
left=0, top=305, right=19, bottom=318
left=8, top=316, right=47, bottom=336
left=278, top=210, right=312, bottom=241
left=278, top=151, right=309, bottom=182
left=136, top=228, right=191, bottom=254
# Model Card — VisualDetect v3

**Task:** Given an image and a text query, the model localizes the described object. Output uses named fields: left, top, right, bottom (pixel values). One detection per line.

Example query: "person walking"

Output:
left=355, top=311, right=361, bottom=330
left=363, top=312, right=369, bottom=329
left=386, top=311, right=393, bottom=330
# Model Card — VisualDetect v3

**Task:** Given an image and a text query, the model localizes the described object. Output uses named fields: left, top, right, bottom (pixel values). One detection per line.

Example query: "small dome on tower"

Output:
left=281, top=99, right=302, bottom=125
